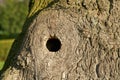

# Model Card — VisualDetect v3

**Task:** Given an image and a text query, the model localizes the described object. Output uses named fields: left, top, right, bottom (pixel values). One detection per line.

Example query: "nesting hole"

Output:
left=46, top=37, right=61, bottom=52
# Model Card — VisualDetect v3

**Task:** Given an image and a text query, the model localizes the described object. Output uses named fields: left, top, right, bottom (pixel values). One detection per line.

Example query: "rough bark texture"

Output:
left=0, top=0, right=120, bottom=80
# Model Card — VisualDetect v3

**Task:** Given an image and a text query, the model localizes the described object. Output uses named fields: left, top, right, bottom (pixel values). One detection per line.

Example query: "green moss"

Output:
left=0, top=39, right=14, bottom=61
left=28, top=0, right=58, bottom=17
left=0, top=61, right=4, bottom=70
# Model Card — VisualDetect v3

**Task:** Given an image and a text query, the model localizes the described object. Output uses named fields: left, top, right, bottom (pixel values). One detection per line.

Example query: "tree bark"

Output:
left=0, top=0, right=120, bottom=80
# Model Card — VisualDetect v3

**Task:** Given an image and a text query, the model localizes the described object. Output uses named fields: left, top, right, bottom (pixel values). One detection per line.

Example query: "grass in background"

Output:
left=0, top=39, right=14, bottom=70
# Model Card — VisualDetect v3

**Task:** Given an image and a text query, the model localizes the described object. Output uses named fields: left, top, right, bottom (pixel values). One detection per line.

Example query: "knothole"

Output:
left=46, top=37, right=61, bottom=52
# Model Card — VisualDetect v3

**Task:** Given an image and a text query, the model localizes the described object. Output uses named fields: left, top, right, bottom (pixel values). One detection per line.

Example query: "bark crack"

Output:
left=107, top=0, right=113, bottom=21
left=96, top=63, right=100, bottom=78
left=96, top=0, right=101, bottom=12
left=81, top=0, right=87, bottom=10
left=118, top=48, right=120, bottom=58
left=108, top=0, right=113, bottom=14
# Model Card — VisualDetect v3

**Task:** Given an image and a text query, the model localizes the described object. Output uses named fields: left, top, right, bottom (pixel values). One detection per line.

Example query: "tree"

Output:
left=0, top=0, right=120, bottom=80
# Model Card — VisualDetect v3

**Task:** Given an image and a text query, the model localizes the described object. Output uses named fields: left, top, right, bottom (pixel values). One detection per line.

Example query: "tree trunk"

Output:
left=0, top=0, right=120, bottom=80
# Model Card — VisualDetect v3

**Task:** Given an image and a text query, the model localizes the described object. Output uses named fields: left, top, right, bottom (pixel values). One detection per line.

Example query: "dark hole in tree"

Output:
left=46, top=37, right=61, bottom=52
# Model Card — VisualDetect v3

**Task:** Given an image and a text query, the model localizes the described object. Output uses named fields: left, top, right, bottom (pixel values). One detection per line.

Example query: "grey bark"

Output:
left=0, top=0, right=120, bottom=80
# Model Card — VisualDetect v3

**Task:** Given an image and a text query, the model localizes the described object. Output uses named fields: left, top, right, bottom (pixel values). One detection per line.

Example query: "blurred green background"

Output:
left=0, top=0, right=29, bottom=70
